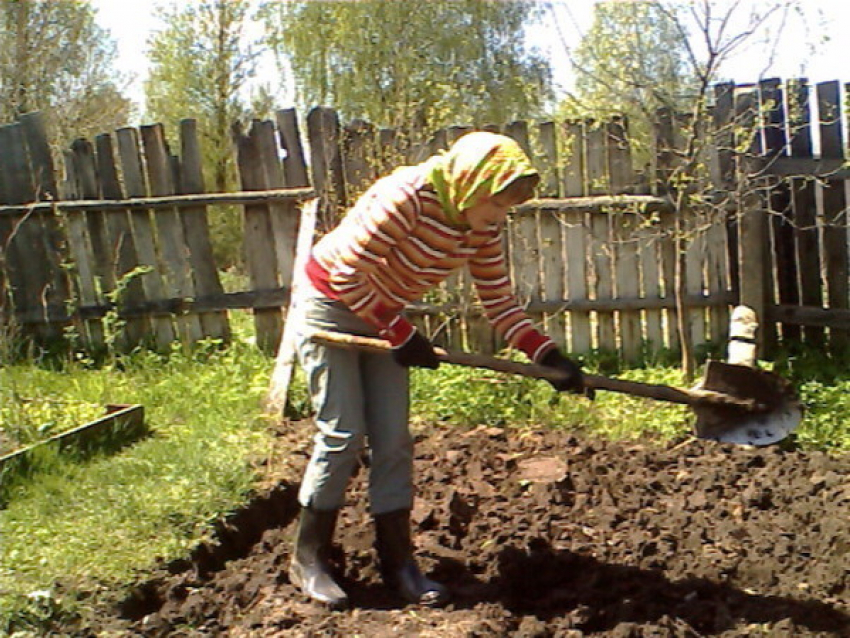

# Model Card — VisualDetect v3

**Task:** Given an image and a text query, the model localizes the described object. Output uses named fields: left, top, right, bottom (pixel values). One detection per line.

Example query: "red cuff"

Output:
left=517, top=331, right=556, bottom=363
left=379, top=315, right=416, bottom=347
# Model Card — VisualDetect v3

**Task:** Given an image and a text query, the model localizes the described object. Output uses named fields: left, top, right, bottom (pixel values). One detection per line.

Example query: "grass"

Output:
left=0, top=337, right=275, bottom=633
left=1, top=329, right=848, bottom=633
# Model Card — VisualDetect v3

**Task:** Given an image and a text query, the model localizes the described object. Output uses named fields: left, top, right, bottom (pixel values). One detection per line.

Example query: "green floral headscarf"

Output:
left=422, top=132, right=538, bottom=225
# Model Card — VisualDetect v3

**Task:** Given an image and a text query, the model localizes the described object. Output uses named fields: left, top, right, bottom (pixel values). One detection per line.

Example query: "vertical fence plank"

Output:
left=562, top=122, right=585, bottom=197
left=713, top=83, right=739, bottom=304
left=61, top=151, right=104, bottom=349
left=0, top=123, right=54, bottom=332
left=586, top=123, right=608, bottom=196
left=116, top=127, right=176, bottom=348
left=94, top=133, right=149, bottom=347
left=564, top=209, right=592, bottom=353
left=607, top=117, right=634, bottom=195
left=591, top=210, right=616, bottom=350
left=342, top=119, right=377, bottom=206
left=787, top=78, right=824, bottom=346
left=178, top=119, right=230, bottom=342
left=760, top=78, right=800, bottom=344
left=659, top=214, right=679, bottom=350
left=735, top=88, right=772, bottom=352
left=706, top=218, right=730, bottom=344
left=538, top=208, right=567, bottom=348
left=816, top=80, right=849, bottom=350
left=685, top=225, right=707, bottom=352
left=639, top=219, right=664, bottom=351
left=510, top=208, right=543, bottom=342
left=537, top=122, right=560, bottom=198
left=307, top=107, right=346, bottom=231
left=615, top=211, right=642, bottom=362
left=140, top=124, right=204, bottom=346
left=504, top=121, right=531, bottom=159
left=233, top=121, right=284, bottom=353
left=20, top=112, right=69, bottom=335
left=275, top=108, right=310, bottom=188
left=254, top=119, right=301, bottom=337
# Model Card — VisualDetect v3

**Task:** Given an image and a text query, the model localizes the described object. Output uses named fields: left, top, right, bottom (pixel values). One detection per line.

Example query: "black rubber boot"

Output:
left=289, top=506, right=349, bottom=609
left=374, top=509, right=450, bottom=607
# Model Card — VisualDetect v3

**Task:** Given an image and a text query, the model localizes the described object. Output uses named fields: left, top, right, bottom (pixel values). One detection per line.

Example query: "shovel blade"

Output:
left=693, top=361, right=803, bottom=446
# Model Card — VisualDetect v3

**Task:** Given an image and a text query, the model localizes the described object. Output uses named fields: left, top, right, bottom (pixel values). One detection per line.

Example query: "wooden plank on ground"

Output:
left=233, top=120, right=285, bottom=353
left=140, top=124, right=203, bottom=346
left=817, top=80, right=849, bottom=350
left=94, top=132, right=149, bottom=348
left=564, top=209, right=591, bottom=353
left=115, top=127, right=176, bottom=348
left=615, top=210, right=642, bottom=362
left=787, top=78, right=824, bottom=346
left=178, top=119, right=230, bottom=342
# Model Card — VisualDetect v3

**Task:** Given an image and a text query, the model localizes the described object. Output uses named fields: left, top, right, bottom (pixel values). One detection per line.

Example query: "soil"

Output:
left=94, top=420, right=848, bottom=637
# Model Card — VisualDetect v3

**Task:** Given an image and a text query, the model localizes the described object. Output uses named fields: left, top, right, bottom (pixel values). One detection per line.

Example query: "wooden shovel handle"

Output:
left=309, top=330, right=762, bottom=411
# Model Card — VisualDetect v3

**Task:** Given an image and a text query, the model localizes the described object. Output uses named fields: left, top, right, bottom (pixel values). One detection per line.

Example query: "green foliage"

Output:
left=261, top=0, right=554, bottom=131
left=0, top=0, right=132, bottom=145
left=559, top=1, right=696, bottom=161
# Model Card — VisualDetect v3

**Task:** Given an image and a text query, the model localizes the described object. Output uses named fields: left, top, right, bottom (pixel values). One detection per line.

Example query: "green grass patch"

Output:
left=0, top=340, right=275, bottom=633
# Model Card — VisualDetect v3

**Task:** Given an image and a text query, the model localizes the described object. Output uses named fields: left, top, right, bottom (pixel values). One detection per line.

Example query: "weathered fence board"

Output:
left=1, top=78, right=848, bottom=360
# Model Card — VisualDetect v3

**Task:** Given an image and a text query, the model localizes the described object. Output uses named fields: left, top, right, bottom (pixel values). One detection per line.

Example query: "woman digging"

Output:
left=289, top=131, right=587, bottom=608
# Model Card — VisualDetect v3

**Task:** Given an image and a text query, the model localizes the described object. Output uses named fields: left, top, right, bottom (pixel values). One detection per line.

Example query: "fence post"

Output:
left=787, top=78, right=824, bottom=347
left=734, top=89, right=770, bottom=354
left=816, top=80, right=849, bottom=351
left=178, top=119, right=230, bottom=343
left=233, top=120, right=285, bottom=354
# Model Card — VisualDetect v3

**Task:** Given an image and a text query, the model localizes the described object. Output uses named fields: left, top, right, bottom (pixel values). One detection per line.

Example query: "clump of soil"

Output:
left=109, top=422, right=849, bottom=636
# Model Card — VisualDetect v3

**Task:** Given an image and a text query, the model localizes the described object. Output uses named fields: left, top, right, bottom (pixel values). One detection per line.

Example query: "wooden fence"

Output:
left=0, top=78, right=848, bottom=361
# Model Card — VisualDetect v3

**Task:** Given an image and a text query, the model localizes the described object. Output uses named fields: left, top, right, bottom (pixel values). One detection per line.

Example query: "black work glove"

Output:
left=539, top=349, right=585, bottom=395
left=392, top=332, right=441, bottom=369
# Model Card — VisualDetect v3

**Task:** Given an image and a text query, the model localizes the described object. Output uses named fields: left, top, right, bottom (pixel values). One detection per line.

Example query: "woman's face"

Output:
left=464, top=189, right=525, bottom=231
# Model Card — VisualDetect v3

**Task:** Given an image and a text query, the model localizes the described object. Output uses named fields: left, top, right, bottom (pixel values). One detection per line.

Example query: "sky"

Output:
left=90, top=0, right=850, bottom=118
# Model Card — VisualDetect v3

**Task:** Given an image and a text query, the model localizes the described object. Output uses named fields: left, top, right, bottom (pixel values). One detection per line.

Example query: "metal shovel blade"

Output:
left=692, top=361, right=803, bottom=446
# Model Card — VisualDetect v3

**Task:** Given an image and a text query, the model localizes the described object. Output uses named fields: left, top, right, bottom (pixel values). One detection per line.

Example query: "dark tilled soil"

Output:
left=104, top=422, right=848, bottom=637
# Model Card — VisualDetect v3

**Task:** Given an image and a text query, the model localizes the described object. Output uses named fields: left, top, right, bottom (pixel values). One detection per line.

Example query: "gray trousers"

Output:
left=293, top=290, right=413, bottom=514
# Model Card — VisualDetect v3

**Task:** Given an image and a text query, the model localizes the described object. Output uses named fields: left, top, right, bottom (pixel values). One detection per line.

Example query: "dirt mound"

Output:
left=112, top=423, right=848, bottom=636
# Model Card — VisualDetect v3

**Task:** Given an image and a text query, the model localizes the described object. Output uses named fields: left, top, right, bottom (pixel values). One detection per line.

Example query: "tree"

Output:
left=559, top=1, right=697, bottom=158
left=0, top=0, right=132, bottom=148
left=260, top=0, right=554, bottom=132
left=145, top=0, right=270, bottom=268
left=551, top=0, right=806, bottom=378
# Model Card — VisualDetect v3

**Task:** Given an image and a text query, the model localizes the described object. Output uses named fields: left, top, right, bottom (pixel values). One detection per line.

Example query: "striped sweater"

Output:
left=306, top=166, right=555, bottom=363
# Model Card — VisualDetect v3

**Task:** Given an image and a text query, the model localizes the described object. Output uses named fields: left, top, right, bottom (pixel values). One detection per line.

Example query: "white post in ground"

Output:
left=727, top=305, right=758, bottom=367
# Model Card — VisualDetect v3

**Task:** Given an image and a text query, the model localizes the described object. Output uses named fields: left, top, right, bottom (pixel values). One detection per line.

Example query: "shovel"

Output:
left=310, top=330, right=803, bottom=446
